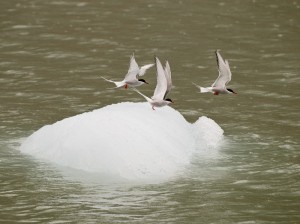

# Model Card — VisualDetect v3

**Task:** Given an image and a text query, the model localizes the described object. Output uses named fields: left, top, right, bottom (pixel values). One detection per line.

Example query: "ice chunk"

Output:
left=20, top=102, right=223, bottom=180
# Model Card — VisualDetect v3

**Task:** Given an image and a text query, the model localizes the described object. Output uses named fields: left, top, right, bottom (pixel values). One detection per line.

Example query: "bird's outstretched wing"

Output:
left=152, top=57, right=167, bottom=101
left=164, top=60, right=172, bottom=99
left=138, top=63, right=154, bottom=76
left=212, top=50, right=232, bottom=88
left=124, top=53, right=139, bottom=81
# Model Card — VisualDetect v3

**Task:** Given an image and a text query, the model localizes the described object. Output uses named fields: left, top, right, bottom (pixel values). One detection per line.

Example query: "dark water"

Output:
left=1, top=0, right=299, bottom=223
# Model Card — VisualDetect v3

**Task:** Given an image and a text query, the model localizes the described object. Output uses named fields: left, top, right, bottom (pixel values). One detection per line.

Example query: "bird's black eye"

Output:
left=138, top=79, right=146, bottom=83
left=227, top=88, right=234, bottom=93
left=165, top=98, right=173, bottom=103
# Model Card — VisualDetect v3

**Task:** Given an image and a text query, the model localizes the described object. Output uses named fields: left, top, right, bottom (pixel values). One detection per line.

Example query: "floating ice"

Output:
left=20, top=102, right=223, bottom=180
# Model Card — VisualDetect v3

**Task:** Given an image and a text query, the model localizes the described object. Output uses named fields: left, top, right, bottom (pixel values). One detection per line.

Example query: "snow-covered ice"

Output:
left=20, top=102, right=223, bottom=181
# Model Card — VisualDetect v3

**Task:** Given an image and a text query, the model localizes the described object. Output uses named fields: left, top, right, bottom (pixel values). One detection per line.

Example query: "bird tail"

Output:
left=200, top=87, right=211, bottom=93
left=192, top=82, right=212, bottom=93
left=101, top=76, right=124, bottom=88
left=132, top=88, right=152, bottom=103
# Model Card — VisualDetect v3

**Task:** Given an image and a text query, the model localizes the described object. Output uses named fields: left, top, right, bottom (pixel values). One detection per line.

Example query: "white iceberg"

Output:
left=20, top=102, right=223, bottom=180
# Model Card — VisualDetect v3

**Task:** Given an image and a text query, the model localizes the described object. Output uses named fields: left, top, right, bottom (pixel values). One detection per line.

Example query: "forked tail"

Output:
left=132, top=88, right=152, bottom=103
left=101, top=76, right=124, bottom=88
left=200, top=87, right=211, bottom=93
left=192, top=82, right=211, bottom=93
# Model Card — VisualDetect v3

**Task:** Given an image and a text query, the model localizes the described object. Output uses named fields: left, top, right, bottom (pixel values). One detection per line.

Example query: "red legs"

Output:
left=213, top=92, right=219, bottom=95
left=124, top=84, right=128, bottom=89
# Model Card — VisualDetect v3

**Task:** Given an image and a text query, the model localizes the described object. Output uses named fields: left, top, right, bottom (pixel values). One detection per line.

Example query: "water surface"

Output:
left=1, top=0, right=299, bottom=223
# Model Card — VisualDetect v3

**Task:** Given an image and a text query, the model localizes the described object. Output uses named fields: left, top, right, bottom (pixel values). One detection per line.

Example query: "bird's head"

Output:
left=227, top=88, right=237, bottom=94
left=165, top=98, right=174, bottom=104
left=138, top=78, right=149, bottom=84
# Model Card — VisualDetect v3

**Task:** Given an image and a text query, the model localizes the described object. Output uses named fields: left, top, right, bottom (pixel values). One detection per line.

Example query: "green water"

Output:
left=1, top=0, right=299, bottom=223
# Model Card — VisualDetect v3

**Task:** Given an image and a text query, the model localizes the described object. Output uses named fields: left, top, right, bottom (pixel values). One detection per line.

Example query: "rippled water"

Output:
left=1, top=0, right=299, bottom=223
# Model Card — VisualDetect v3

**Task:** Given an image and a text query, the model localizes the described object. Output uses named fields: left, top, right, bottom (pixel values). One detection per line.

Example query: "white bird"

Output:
left=101, top=53, right=154, bottom=89
left=134, top=57, right=173, bottom=110
left=194, top=50, right=237, bottom=95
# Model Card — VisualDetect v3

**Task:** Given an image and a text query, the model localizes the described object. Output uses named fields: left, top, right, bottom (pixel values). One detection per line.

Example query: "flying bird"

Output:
left=101, top=53, right=154, bottom=89
left=194, top=50, right=237, bottom=95
left=134, top=57, right=173, bottom=110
